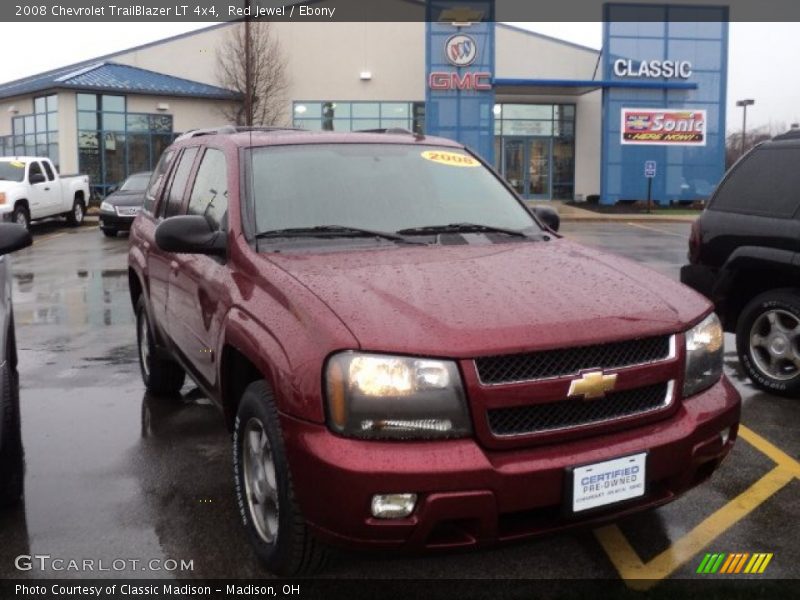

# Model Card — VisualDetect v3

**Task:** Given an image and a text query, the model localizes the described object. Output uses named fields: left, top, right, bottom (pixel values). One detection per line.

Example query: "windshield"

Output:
left=247, top=144, right=539, bottom=237
left=0, top=161, right=26, bottom=182
left=120, top=173, right=152, bottom=192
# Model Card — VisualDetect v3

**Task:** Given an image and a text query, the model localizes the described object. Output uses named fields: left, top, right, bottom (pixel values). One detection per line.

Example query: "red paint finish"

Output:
left=128, top=129, right=741, bottom=552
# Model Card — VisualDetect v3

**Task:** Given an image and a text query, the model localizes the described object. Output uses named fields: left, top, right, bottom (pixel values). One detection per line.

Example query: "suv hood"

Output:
left=266, top=239, right=710, bottom=357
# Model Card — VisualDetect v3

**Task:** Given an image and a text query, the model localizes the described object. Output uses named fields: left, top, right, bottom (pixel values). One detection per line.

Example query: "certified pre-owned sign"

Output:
left=621, top=108, right=707, bottom=146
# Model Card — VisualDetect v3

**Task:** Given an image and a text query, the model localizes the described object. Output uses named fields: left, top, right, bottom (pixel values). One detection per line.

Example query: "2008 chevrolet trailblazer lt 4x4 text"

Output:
left=128, top=126, right=741, bottom=574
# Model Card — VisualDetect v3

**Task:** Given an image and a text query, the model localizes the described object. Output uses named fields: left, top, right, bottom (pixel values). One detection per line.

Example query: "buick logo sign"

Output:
left=445, top=34, right=477, bottom=67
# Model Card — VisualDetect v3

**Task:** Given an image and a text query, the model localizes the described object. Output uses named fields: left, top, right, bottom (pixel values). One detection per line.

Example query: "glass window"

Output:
left=28, top=161, right=43, bottom=181
left=42, top=160, right=55, bottom=181
left=12, top=118, right=23, bottom=136
left=78, top=112, right=98, bottom=130
left=102, top=95, right=125, bottom=112
left=293, top=103, right=321, bottom=119
left=711, top=147, right=800, bottom=217
left=103, top=132, right=126, bottom=187
left=126, top=114, right=149, bottom=132
left=352, top=119, right=380, bottom=131
left=502, top=120, right=553, bottom=136
left=144, top=147, right=176, bottom=213
left=163, top=147, right=198, bottom=217
left=34, top=97, right=46, bottom=114
left=352, top=103, right=380, bottom=118
left=381, top=103, right=410, bottom=118
left=48, top=143, right=59, bottom=168
left=187, top=148, right=228, bottom=230
left=149, top=115, right=173, bottom=133
left=120, top=172, right=152, bottom=191
left=77, top=94, right=97, bottom=111
left=501, top=105, right=552, bottom=120
left=47, top=112, right=58, bottom=132
left=24, top=116, right=34, bottom=132
left=102, top=113, right=125, bottom=131
left=46, top=95, right=58, bottom=112
left=127, top=134, right=150, bottom=174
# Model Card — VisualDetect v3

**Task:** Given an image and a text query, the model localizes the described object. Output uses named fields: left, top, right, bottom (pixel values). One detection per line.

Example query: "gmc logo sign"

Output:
left=428, top=71, right=492, bottom=91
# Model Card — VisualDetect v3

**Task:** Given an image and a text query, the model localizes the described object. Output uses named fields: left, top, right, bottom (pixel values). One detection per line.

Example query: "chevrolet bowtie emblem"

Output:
left=568, top=371, right=617, bottom=400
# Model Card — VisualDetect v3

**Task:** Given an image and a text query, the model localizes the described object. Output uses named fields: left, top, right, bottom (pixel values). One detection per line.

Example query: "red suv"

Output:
left=128, top=127, right=740, bottom=574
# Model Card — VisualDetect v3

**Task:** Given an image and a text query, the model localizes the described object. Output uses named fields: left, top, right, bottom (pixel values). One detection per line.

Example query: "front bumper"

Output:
left=99, top=211, right=135, bottom=231
left=283, top=376, right=740, bottom=551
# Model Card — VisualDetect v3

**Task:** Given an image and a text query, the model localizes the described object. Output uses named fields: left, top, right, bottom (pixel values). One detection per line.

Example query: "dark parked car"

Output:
left=99, top=171, right=152, bottom=237
left=0, top=223, right=32, bottom=507
left=129, top=126, right=739, bottom=575
left=681, top=131, right=800, bottom=396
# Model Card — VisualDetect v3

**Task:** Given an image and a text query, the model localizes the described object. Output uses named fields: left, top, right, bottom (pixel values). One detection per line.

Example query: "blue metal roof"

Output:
left=0, top=61, right=238, bottom=101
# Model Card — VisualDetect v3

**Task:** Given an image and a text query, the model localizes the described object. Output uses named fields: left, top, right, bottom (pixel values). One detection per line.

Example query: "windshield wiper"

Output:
left=255, top=225, right=425, bottom=245
left=396, top=223, right=529, bottom=238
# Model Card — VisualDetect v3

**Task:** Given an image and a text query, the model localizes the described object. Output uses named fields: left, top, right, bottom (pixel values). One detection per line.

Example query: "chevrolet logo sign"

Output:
left=438, top=7, right=484, bottom=24
left=568, top=371, right=618, bottom=400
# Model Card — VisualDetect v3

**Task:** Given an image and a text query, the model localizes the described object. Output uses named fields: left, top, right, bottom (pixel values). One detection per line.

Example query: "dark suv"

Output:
left=681, top=131, right=800, bottom=396
left=129, top=127, right=739, bottom=574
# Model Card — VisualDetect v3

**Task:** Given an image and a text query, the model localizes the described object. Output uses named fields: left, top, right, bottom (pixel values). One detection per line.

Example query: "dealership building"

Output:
left=0, top=3, right=727, bottom=203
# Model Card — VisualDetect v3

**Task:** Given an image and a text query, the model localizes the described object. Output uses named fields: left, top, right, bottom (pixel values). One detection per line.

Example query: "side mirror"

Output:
left=155, top=215, right=227, bottom=257
left=29, top=173, right=46, bottom=185
left=532, top=205, right=560, bottom=232
left=0, top=223, right=33, bottom=256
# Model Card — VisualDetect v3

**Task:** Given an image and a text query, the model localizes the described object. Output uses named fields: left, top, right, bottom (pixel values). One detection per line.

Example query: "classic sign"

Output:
left=613, top=59, right=692, bottom=79
left=621, top=108, right=707, bottom=146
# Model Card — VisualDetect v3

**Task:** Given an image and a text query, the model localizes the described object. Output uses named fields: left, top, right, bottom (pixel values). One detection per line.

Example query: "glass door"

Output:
left=503, top=138, right=526, bottom=196
left=527, top=138, right=551, bottom=199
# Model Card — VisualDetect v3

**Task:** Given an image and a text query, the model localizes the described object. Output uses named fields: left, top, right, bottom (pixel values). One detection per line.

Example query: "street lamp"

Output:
left=736, top=99, right=755, bottom=156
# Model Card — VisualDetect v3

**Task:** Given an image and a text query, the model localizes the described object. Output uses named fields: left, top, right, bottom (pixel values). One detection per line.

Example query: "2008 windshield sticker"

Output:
left=421, top=150, right=480, bottom=167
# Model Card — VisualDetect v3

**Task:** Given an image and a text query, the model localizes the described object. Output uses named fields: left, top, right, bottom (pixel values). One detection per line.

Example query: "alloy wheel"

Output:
left=749, top=308, right=800, bottom=381
left=242, top=418, right=280, bottom=544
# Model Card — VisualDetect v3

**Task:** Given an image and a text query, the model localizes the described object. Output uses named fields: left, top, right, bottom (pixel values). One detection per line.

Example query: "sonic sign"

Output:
left=428, top=33, right=492, bottom=91
left=621, top=108, right=707, bottom=146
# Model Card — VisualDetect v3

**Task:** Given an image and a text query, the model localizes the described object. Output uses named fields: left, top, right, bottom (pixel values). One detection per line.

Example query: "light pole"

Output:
left=736, top=99, right=755, bottom=156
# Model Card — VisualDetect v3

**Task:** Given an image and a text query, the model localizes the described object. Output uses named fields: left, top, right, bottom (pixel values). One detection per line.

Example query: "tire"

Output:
left=233, top=380, right=328, bottom=575
left=135, top=297, right=185, bottom=396
left=102, top=228, right=117, bottom=238
left=12, top=204, right=29, bottom=231
left=736, top=289, right=800, bottom=397
left=66, top=198, right=85, bottom=226
left=0, top=362, right=23, bottom=508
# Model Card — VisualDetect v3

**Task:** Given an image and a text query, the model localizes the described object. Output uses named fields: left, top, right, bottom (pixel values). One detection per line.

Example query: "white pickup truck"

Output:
left=0, top=157, right=90, bottom=230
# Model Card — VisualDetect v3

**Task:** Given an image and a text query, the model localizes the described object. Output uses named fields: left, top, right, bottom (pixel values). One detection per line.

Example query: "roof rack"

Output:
left=354, top=127, right=426, bottom=140
left=772, top=129, right=800, bottom=141
left=175, top=126, right=304, bottom=141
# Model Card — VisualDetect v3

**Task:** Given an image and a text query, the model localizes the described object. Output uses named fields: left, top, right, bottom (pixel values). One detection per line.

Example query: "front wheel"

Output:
left=0, top=362, right=23, bottom=508
left=66, top=198, right=85, bottom=226
left=233, top=381, right=327, bottom=575
left=135, top=297, right=185, bottom=396
left=736, top=289, right=800, bottom=397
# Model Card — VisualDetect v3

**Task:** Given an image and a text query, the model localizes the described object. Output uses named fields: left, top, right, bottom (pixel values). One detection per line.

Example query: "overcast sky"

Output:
left=0, top=21, right=796, bottom=133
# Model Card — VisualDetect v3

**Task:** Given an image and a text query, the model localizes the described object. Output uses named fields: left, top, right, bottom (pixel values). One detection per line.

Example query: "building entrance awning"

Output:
left=492, top=78, right=698, bottom=96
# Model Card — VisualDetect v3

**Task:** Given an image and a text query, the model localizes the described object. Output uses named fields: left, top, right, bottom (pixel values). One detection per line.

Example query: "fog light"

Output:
left=720, top=427, right=731, bottom=445
left=371, top=493, right=417, bottom=519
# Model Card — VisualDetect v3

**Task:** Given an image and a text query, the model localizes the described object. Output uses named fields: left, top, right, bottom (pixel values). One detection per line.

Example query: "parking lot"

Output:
left=0, top=220, right=797, bottom=587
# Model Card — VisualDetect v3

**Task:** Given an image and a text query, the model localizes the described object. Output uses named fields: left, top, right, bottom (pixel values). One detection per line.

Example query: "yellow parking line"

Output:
left=624, top=221, right=689, bottom=238
left=738, top=424, right=800, bottom=477
left=595, top=465, right=796, bottom=590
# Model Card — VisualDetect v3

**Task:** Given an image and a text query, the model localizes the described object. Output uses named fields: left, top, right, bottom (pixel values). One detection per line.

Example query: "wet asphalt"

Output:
left=0, top=220, right=796, bottom=585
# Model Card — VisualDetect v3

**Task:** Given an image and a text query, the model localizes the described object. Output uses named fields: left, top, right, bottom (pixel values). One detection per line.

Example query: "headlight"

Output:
left=100, top=201, right=114, bottom=213
left=325, top=352, right=471, bottom=439
left=684, top=313, right=724, bottom=397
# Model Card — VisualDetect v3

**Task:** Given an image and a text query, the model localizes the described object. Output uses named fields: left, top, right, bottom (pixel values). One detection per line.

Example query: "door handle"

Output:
left=44, top=187, right=50, bottom=191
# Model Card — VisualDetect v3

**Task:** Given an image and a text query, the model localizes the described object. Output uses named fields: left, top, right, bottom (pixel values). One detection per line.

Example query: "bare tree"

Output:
left=216, top=22, right=289, bottom=126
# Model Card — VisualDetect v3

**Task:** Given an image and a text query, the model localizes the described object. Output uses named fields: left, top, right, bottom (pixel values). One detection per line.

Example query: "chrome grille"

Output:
left=475, top=335, right=672, bottom=385
left=487, top=381, right=672, bottom=437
